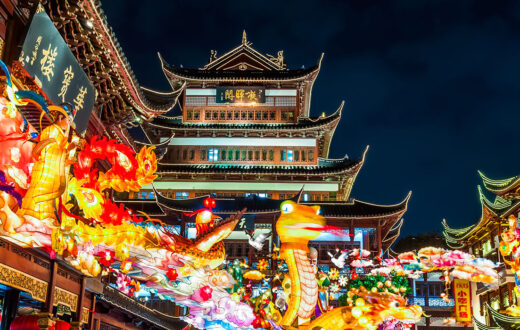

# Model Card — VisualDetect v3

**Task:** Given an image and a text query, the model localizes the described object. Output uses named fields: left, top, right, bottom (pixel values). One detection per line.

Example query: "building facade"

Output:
left=443, top=171, right=520, bottom=327
left=0, top=1, right=184, bottom=329
left=126, top=32, right=410, bottom=268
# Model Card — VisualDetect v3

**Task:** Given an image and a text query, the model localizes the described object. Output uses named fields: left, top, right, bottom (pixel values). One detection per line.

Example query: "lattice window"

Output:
left=185, top=96, right=206, bottom=106
left=275, top=96, right=296, bottom=106
left=207, top=96, right=218, bottom=106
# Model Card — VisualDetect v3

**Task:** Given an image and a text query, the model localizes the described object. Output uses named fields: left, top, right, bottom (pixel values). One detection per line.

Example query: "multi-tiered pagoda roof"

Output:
left=443, top=171, right=520, bottom=249
left=126, top=31, right=411, bottom=253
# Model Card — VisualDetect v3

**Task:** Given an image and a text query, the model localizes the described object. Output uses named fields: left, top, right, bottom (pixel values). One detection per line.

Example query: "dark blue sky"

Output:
left=102, top=0, right=520, bottom=236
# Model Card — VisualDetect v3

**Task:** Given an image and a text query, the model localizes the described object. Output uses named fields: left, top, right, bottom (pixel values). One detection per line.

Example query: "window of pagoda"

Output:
left=167, top=145, right=318, bottom=165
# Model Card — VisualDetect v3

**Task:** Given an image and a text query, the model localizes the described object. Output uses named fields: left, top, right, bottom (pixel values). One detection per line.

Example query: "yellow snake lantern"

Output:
left=276, top=200, right=325, bottom=326
left=275, top=201, right=423, bottom=329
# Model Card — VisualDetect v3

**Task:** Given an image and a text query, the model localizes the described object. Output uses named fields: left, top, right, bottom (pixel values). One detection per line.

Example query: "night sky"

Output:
left=102, top=0, right=520, bottom=237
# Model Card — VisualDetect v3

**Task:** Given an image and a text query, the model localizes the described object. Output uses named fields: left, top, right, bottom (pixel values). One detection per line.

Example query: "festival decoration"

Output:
left=327, top=248, right=348, bottom=269
left=328, top=267, right=340, bottom=280
left=244, top=270, right=265, bottom=281
left=307, top=287, right=422, bottom=330
left=245, top=228, right=271, bottom=251
left=275, top=200, right=326, bottom=326
left=257, top=258, right=268, bottom=271
left=0, top=62, right=506, bottom=329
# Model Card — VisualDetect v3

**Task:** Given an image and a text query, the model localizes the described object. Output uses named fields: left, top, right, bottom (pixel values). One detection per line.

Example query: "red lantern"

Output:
left=203, top=197, right=216, bottom=209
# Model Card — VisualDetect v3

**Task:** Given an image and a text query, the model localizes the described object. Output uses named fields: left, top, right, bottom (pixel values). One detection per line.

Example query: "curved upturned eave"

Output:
left=447, top=185, right=513, bottom=244
left=473, top=316, right=501, bottom=330
left=320, top=191, right=411, bottom=219
left=318, top=101, right=343, bottom=158
left=478, top=170, right=520, bottom=195
left=382, top=218, right=404, bottom=252
left=486, top=302, right=520, bottom=328
left=83, top=1, right=183, bottom=118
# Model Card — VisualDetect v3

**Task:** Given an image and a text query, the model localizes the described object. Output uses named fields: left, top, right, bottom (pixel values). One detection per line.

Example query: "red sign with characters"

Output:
left=453, top=279, right=472, bottom=322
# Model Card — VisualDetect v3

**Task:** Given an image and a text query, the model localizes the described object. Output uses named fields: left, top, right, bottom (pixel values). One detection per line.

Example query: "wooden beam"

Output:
left=44, top=259, right=58, bottom=313
left=74, top=276, right=86, bottom=322
left=377, top=220, right=382, bottom=253
left=89, top=294, right=96, bottom=330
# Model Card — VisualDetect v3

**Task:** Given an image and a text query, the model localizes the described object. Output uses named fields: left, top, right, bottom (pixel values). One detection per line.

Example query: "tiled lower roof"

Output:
left=120, top=192, right=410, bottom=218
left=157, top=157, right=361, bottom=175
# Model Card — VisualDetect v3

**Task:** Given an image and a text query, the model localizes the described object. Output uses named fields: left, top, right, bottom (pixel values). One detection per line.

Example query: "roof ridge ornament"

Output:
left=242, top=30, right=248, bottom=45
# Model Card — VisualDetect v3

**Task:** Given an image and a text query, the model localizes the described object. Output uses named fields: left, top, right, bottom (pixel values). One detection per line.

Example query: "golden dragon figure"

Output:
left=303, top=287, right=423, bottom=330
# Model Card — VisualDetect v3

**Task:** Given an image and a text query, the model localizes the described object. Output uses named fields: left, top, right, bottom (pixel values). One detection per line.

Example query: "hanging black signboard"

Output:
left=19, top=9, right=95, bottom=135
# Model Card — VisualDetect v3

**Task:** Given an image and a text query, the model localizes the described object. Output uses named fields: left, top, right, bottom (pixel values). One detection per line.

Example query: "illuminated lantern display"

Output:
left=0, top=60, right=507, bottom=329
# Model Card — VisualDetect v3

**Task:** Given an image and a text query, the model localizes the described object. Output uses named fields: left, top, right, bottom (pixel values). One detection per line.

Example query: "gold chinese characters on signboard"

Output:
left=453, top=279, right=471, bottom=322
left=216, top=86, right=265, bottom=104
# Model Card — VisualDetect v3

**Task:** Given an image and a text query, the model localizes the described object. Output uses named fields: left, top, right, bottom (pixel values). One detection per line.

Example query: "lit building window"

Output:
left=209, top=148, right=219, bottom=161
left=175, top=192, right=189, bottom=199
left=287, top=150, right=293, bottom=162
left=482, top=240, right=492, bottom=255
left=245, top=193, right=268, bottom=198
left=303, top=193, right=309, bottom=201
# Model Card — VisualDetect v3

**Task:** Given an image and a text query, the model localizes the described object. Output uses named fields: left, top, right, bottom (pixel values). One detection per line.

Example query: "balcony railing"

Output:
left=408, top=296, right=455, bottom=307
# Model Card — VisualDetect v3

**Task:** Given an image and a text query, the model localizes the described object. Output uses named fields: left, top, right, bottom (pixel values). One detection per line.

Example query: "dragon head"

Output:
left=358, top=287, right=423, bottom=327
left=276, top=200, right=325, bottom=244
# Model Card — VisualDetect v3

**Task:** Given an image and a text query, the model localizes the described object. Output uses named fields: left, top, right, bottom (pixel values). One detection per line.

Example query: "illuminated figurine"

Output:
left=229, top=259, right=244, bottom=293
left=276, top=200, right=326, bottom=326
left=245, top=229, right=271, bottom=251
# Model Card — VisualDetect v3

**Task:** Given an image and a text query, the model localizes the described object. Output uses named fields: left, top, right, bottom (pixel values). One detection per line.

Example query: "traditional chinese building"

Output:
left=0, top=1, right=184, bottom=329
left=443, top=171, right=520, bottom=327
left=124, top=31, right=410, bottom=269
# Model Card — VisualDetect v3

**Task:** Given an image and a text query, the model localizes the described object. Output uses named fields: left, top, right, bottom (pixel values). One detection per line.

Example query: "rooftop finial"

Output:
left=242, top=30, right=247, bottom=45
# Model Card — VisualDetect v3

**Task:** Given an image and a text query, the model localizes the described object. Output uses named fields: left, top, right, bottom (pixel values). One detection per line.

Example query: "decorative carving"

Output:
left=11, top=246, right=32, bottom=260
left=33, top=257, right=51, bottom=270
left=57, top=267, right=83, bottom=284
left=0, top=239, right=9, bottom=250
left=81, top=307, right=89, bottom=324
left=0, top=263, right=47, bottom=301
left=209, top=50, right=217, bottom=63
left=54, top=287, right=78, bottom=311
left=98, top=285, right=178, bottom=328
left=0, top=37, right=4, bottom=61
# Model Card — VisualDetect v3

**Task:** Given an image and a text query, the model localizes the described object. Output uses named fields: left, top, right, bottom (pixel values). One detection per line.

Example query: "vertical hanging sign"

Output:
left=18, top=8, right=95, bottom=135
left=453, top=279, right=472, bottom=323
